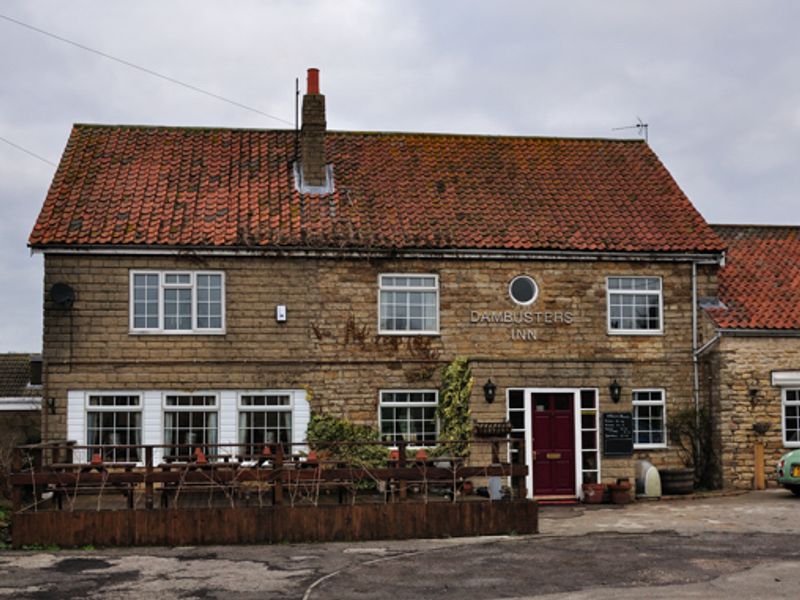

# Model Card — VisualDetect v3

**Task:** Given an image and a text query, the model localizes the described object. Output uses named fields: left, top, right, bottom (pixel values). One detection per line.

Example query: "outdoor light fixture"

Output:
left=46, top=397, right=56, bottom=415
left=748, top=386, right=760, bottom=408
left=483, top=379, right=497, bottom=404
left=609, top=379, right=622, bottom=404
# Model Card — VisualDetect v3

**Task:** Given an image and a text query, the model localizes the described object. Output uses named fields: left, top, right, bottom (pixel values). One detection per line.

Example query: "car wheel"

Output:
left=789, top=485, right=800, bottom=497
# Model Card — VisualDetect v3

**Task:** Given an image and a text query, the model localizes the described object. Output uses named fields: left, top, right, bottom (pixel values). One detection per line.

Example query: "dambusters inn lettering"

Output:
left=469, top=310, right=575, bottom=341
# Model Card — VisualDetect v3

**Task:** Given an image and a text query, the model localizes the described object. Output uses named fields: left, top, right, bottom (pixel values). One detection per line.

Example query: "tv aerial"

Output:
left=612, top=116, right=648, bottom=143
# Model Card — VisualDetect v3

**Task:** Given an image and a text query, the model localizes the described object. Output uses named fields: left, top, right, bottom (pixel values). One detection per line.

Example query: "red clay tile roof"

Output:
left=707, top=225, right=800, bottom=330
left=29, top=124, right=724, bottom=254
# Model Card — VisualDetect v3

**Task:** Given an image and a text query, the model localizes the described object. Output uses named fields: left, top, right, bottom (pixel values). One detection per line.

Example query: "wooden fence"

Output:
left=12, top=501, right=538, bottom=547
left=9, top=439, right=535, bottom=547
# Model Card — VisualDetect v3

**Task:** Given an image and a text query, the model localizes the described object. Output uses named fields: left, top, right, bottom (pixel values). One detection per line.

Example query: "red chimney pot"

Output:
left=307, top=68, right=320, bottom=94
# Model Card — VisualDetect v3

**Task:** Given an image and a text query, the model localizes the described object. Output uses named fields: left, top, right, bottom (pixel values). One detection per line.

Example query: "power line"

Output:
left=0, top=12, right=294, bottom=126
left=0, top=135, right=56, bottom=166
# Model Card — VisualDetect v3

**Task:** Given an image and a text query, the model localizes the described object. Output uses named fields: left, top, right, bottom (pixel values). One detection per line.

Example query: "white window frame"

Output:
left=606, top=276, right=663, bottom=335
left=237, top=390, right=295, bottom=451
left=162, top=392, right=220, bottom=457
left=378, top=389, right=439, bottom=447
left=782, top=388, right=800, bottom=448
left=632, top=388, right=667, bottom=449
left=378, top=273, right=440, bottom=335
left=85, top=392, right=143, bottom=462
left=129, top=270, right=226, bottom=335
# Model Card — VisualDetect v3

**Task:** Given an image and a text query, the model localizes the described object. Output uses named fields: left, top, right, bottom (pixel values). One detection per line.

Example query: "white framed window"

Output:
left=783, top=389, right=800, bottom=448
left=633, top=389, right=666, bottom=448
left=238, top=392, right=293, bottom=455
left=378, top=274, right=439, bottom=335
left=379, top=390, right=438, bottom=445
left=86, top=393, right=142, bottom=462
left=163, top=393, right=219, bottom=459
left=130, top=271, right=225, bottom=334
left=607, top=276, right=663, bottom=334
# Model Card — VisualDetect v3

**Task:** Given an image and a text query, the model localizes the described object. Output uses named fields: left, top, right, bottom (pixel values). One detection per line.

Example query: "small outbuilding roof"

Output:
left=707, top=225, right=800, bottom=330
left=0, top=353, right=41, bottom=398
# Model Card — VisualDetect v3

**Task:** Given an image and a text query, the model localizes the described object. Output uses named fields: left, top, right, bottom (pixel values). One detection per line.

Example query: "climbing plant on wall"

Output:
left=438, top=356, right=473, bottom=457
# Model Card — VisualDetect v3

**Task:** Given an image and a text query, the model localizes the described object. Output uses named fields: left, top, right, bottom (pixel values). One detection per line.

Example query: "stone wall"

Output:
left=42, top=253, right=703, bottom=485
left=705, top=334, right=800, bottom=489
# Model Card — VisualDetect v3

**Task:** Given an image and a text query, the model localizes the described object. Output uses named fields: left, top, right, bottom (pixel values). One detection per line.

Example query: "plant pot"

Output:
left=582, top=483, right=605, bottom=504
left=608, top=480, right=632, bottom=505
left=660, top=468, right=694, bottom=495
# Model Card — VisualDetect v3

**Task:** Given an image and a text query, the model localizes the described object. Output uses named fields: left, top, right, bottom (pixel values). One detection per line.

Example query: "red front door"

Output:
left=532, top=392, right=576, bottom=496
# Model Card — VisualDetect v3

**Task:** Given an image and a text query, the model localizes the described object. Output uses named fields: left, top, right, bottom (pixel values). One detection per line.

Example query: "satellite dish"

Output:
left=50, top=283, right=76, bottom=308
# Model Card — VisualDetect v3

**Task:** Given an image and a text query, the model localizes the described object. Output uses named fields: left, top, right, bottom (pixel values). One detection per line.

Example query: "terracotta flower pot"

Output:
left=582, top=483, right=606, bottom=504
left=608, top=480, right=632, bottom=505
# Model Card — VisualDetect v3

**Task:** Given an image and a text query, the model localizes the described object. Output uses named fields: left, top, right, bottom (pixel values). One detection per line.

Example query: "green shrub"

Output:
left=669, top=405, right=720, bottom=489
left=437, top=356, right=473, bottom=457
left=306, top=413, right=387, bottom=467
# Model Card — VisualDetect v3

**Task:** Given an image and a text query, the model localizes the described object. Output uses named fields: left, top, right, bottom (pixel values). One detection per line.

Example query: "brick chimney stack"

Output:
left=301, top=68, right=327, bottom=188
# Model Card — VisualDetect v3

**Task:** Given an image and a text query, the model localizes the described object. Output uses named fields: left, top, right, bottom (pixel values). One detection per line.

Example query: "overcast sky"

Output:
left=1, top=1, right=799, bottom=352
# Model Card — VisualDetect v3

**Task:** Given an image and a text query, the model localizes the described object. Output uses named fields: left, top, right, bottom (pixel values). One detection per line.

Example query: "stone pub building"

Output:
left=29, top=69, right=797, bottom=498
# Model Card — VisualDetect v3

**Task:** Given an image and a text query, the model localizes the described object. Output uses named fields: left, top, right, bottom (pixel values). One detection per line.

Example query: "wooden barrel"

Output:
left=660, top=468, right=694, bottom=495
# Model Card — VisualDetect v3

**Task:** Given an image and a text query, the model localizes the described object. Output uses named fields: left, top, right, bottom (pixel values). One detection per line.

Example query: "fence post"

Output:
left=145, top=446, right=154, bottom=510
left=11, top=447, right=23, bottom=512
left=398, top=441, right=407, bottom=501
left=516, top=440, right=528, bottom=500
left=273, top=444, right=283, bottom=505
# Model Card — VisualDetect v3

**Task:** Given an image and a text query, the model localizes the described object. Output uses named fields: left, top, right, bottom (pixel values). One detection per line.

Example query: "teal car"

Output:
left=777, top=449, right=800, bottom=495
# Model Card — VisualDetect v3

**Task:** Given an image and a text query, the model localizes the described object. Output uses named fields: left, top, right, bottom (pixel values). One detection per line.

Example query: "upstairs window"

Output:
left=378, top=274, right=439, bottom=334
left=130, top=271, right=224, bottom=334
left=607, top=276, right=663, bottom=334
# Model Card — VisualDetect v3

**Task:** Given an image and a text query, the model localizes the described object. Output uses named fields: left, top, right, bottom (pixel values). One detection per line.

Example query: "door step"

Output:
left=535, top=495, right=579, bottom=506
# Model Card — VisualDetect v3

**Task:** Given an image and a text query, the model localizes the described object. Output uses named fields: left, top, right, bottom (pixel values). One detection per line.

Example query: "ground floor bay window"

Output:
left=238, top=393, right=293, bottom=456
left=86, top=393, right=142, bottom=462
left=783, top=389, right=800, bottom=447
left=163, top=394, right=218, bottom=459
left=379, top=390, right=438, bottom=445
left=67, top=389, right=309, bottom=463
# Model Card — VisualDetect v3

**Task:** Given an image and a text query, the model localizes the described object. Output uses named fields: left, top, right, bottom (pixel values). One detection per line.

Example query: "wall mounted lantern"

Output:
left=609, top=379, right=622, bottom=404
left=483, top=379, right=497, bottom=404
left=748, top=385, right=760, bottom=409
left=47, top=397, right=57, bottom=415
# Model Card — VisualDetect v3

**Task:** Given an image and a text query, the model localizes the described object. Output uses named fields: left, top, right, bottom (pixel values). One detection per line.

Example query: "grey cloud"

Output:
left=1, top=0, right=799, bottom=350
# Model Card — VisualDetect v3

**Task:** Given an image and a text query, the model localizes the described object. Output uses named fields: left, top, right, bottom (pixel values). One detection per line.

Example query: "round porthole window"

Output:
left=509, top=275, right=539, bottom=306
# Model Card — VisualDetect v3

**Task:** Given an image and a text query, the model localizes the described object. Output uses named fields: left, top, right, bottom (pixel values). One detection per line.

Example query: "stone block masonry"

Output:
left=42, top=253, right=701, bottom=485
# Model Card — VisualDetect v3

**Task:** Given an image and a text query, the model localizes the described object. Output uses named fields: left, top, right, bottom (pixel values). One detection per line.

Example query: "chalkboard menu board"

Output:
left=602, top=412, right=633, bottom=456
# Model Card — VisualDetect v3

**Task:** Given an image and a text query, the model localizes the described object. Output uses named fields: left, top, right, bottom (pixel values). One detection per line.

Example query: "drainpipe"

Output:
left=692, top=261, right=699, bottom=413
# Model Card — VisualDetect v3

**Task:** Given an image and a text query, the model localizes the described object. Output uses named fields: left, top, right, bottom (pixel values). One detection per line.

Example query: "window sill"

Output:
left=607, top=330, right=664, bottom=337
left=634, top=444, right=668, bottom=450
left=129, top=329, right=226, bottom=336
left=377, top=331, right=440, bottom=336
